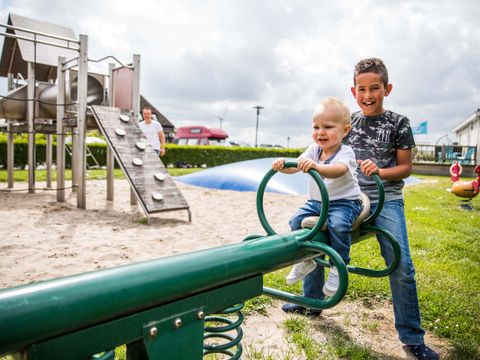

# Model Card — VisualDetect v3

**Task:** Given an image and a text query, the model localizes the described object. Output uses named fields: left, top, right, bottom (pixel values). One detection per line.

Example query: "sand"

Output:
left=0, top=179, right=449, bottom=359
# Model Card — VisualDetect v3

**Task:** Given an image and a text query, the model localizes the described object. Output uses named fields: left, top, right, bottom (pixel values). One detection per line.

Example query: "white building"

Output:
left=453, top=109, right=479, bottom=163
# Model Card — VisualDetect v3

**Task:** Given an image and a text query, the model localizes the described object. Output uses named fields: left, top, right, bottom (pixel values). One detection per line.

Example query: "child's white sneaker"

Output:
left=322, top=266, right=339, bottom=297
left=286, top=259, right=317, bottom=285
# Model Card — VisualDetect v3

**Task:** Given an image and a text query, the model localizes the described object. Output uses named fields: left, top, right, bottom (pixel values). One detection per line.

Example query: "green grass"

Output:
left=405, top=175, right=479, bottom=359
left=243, top=295, right=275, bottom=316
left=282, top=316, right=397, bottom=359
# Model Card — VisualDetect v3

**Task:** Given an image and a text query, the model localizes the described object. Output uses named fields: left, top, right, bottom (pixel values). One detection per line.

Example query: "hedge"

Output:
left=0, top=139, right=107, bottom=169
left=162, top=144, right=303, bottom=167
left=0, top=138, right=304, bottom=169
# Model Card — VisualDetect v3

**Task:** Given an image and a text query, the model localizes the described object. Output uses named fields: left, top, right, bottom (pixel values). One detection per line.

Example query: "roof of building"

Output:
left=0, top=13, right=78, bottom=81
left=453, top=109, right=480, bottom=133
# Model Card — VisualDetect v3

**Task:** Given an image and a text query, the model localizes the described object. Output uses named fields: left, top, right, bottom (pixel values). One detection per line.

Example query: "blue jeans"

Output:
left=303, top=199, right=425, bottom=345
left=290, top=199, right=362, bottom=265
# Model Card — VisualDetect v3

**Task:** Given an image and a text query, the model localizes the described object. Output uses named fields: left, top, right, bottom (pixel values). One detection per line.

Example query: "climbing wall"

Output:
left=91, top=105, right=190, bottom=219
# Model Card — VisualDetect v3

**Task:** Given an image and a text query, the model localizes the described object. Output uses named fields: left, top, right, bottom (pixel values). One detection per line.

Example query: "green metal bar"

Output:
left=26, top=277, right=261, bottom=360
left=360, top=174, right=385, bottom=227
left=263, top=241, right=348, bottom=309
left=0, top=231, right=323, bottom=354
left=348, top=225, right=401, bottom=277
left=256, top=160, right=329, bottom=241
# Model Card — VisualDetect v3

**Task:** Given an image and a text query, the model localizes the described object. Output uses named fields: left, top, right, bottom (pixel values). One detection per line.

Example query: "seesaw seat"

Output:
left=260, top=161, right=401, bottom=310
left=300, top=192, right=371, bottom=231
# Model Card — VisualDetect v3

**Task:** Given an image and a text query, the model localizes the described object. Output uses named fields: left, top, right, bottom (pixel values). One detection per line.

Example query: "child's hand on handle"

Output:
left=357, top=159, right=381, bottom=177
left=272, top=158, right=286, bottom=171
left=297, top=158, right=317, bottom=173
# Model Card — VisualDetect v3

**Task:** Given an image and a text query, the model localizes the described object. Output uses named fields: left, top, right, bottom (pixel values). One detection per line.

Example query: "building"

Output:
left=453, top=109, right=480, bottom=163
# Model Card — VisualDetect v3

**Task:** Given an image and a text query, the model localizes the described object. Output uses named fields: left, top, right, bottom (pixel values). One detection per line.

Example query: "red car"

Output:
left=174, top=126, right=230, bottom=146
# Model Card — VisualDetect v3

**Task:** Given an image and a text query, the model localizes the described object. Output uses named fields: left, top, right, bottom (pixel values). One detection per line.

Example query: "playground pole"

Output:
left=106, top=62, right=115, bottom=201
left=6, top=73, right=14, bottom=189
left=27, top=61, right=35, bottom=193
left=56, top=56, right=66, bottom=202
left=130, top=54, right=141, bottom=206
left=45, top=117, right=53, bottom=189
left=77, top=34, right=88, bottom=209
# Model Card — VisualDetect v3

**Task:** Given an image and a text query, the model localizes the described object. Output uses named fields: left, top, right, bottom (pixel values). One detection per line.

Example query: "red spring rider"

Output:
left=450, top=163, right=480, bottom=209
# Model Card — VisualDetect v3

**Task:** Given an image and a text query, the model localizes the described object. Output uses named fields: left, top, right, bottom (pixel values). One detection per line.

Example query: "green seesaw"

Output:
left=0, top=161, right=400, bottom=360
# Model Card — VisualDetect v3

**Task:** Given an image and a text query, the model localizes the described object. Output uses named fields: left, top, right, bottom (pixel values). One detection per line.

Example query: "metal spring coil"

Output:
left=203, top=303, right=244, bottom=359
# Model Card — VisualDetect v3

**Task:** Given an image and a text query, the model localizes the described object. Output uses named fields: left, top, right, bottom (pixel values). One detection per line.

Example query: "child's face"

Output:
left=312, top=108, right=351, bottom=152
left=351, top=72, right=392, bottom=117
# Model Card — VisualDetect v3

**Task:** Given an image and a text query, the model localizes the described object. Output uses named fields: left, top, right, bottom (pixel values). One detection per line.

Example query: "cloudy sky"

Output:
left=1, top=0, right=479, bottom=148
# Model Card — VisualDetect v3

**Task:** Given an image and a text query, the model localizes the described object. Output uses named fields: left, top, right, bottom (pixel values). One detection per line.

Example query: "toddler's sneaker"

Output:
left=322, top=266, right=339, bottom=297
left=286, top=260, right=316, bottom=285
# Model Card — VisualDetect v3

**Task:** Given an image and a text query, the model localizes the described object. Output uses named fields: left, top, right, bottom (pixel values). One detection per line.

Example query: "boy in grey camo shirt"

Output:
left=345, top=58, right=439, bottom=360
left=284, top=58, right=439, bottom=360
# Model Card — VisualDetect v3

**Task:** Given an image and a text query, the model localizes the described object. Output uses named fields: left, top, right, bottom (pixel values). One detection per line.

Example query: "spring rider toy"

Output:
left=449, top=161, right=480, bottom=210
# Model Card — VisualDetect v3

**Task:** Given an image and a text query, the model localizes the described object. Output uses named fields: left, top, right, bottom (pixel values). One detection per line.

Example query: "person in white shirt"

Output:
left=271, top=97, right=362, bottom=315
left=139, top=107, right=166, bottom=156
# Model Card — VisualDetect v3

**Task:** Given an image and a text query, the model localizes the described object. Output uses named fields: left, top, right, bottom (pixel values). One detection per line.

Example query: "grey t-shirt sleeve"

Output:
left=395, top=115, right=415, bottom=149
left=345, top=110, right=415, bottom=202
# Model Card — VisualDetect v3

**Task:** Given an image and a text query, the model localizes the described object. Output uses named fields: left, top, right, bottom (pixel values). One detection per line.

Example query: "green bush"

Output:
left=0, top=136, right=303, bottom=169
left=162, top=144, right=303, bottom=167
left=0, top=138, right=107, bottom=169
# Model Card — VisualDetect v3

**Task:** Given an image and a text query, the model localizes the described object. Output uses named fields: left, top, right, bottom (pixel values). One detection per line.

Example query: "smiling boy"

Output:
left=290, top=58, right=439, bottom=360
left=346, top=58, right=439, bottom=360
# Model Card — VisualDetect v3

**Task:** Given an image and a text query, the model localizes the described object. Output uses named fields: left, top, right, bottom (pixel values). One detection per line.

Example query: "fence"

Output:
left=413, top=145, right=477, bottom=165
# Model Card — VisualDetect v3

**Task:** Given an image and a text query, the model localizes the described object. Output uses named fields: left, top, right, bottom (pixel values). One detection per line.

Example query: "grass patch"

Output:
left=243, top=295, right=274, bottom=316
left=282, top=316, right=396, bottom=359
left=243, top=344, right=279, bottom=360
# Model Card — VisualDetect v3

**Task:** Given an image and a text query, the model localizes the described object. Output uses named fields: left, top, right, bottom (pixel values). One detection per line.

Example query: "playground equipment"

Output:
left=176, top=157, right=310, bottom=194
left=0, top=162, right=400, bottom=359
left=449, top=161, right=480, bottom=210
left=0, top=13, right=189, bottom=222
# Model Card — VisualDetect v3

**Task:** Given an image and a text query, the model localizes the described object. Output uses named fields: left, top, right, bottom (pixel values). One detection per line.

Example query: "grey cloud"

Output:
left=0, top=0, right=478, bottom=147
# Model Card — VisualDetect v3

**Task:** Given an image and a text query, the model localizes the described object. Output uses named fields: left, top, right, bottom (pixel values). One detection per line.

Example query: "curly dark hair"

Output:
left=353, top=58, right=389, bottom=87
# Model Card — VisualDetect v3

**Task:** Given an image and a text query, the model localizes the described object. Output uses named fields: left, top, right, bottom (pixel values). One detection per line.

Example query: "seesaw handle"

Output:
left=263, top=240, right=348, bottom=310
left=360, top=174, right=385, bottom=227
left=256, top=160, right=329, bottom=242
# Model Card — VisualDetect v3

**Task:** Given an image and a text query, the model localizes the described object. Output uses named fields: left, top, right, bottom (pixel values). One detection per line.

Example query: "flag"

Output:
left=412, top=121, right=428, bottom=135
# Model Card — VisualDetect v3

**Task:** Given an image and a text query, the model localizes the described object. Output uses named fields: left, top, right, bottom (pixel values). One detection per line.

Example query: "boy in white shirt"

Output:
left=272, top=97, right=362, bottom=314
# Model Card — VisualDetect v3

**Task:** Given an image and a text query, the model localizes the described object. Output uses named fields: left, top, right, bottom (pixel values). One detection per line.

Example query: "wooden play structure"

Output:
left=0, top=13, right=190, bottom=222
